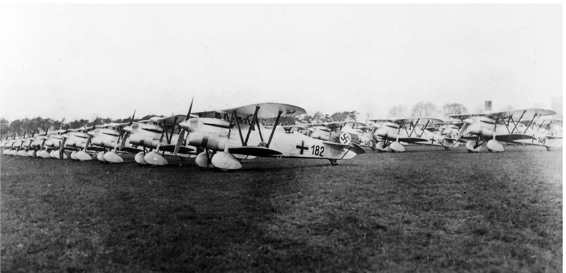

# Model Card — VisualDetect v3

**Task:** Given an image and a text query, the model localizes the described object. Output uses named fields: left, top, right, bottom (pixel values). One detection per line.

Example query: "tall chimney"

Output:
left=484, top=100, right=492, bottom=112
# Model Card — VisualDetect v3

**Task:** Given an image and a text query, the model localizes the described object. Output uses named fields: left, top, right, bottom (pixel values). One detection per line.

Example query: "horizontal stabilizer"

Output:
left=323, top=141, right=365, bottom=155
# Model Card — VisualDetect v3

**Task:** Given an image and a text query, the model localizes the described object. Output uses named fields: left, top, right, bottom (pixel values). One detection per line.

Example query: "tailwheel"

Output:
left=329, top=159, right=338, bottom=166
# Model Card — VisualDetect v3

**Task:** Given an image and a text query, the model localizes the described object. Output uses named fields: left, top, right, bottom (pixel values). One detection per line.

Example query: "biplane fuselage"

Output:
left=89, top=128, right=121, bottom=149
left=183, top=117, right=357, bottom=162
left=125, top=122, right=181, bottom=149
left=64, top=131, right=90, bottom=150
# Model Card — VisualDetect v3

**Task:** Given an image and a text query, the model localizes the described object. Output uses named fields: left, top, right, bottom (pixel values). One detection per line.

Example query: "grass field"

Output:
left=1, top=147, right=562, bottom=273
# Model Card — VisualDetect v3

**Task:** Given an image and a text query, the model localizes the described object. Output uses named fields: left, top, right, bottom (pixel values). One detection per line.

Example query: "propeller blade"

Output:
left=185, top=97, right=194, bottom=120
left=170, top=98, right=195, bottom=155
left=129, top=110, right=136, bottom=125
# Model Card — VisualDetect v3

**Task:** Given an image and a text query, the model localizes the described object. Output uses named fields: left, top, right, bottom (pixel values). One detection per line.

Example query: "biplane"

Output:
left=2, top=135, right=22, bottom=156
left=122, top=109, right=195, bottom=166
left=369, top=117, right=448, bottom=152
left=42, top=129, right=70, bottom=159
left=177, top=102, right=364, bottom=170
left=59, top=127, right=96, bottom=161
left=449, top=108, right=557, bottom=152
left=87, top=123, right=132, bottom=163
left=287, top=121, right=376, bottom=150
left=522, top=116, right=562, bottom=147
left=86, top=112, right=139, bottom=163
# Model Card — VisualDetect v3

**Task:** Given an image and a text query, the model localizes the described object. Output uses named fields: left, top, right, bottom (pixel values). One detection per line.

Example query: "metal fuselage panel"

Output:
left=186, top=118, right=351, bottom=160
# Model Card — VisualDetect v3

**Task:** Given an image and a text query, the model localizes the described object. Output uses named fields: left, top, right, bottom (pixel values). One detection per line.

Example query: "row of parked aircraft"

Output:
left=1, top=101, right=562, bottom=170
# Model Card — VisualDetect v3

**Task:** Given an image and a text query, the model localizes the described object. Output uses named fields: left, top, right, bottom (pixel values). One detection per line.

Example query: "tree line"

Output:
left=0, top=102, right=468, bottom=136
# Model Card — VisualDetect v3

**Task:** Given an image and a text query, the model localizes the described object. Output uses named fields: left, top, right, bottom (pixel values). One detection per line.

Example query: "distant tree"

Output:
left=312, top=112, right=325, bottom=122
left=330, top=111, right=358, bottom=122
left=388, top=105, right=409, bottom=117
left=411, top=102, right=439, bottom=117
left=442, top=103, right=468, bottom=116
left=0, top=118, right=8, bottom=136
left=67, top=119, right=90, bottom=129
left=92, top=117, right=112, bottom=125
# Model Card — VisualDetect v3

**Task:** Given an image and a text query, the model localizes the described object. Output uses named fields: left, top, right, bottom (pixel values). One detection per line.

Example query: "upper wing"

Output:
left=449, top=113, right=486, bottom=120
left=222, top=103, right=306, bottom=119
left=139, top=114, right=188, bottom=127
left=487, top=108, right=556, bottom=121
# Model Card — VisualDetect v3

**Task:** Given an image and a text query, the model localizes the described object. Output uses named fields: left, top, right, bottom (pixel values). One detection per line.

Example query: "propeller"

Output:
left=174, top=97, right=193, bottom=154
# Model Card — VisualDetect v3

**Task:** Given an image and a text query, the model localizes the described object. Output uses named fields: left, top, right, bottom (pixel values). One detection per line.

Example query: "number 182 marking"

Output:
left=310, top=145, right=325, bottom=157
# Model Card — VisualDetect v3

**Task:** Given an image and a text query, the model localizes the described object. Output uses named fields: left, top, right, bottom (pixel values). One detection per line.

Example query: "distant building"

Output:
left=484, top=100, right=492, bottom=113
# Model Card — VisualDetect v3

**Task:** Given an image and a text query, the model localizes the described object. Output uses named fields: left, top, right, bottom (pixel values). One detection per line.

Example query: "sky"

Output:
left=0, top=4, right=562, bottom=121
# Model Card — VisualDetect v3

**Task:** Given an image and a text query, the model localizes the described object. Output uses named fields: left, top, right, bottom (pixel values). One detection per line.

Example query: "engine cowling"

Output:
left=188, top=134, right=226, bottom=151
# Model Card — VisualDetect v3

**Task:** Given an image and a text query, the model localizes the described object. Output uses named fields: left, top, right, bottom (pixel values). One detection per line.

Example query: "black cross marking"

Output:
left=296, top=140, right=309, bottom=155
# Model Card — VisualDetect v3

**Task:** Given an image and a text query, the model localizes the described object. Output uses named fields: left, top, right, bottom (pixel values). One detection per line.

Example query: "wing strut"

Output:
left=418, top=119, right=430, bottom=137
left=243, top=105, right=261, bottom=146
left=408, top=119, right=419, bottom=137
left=266, top=110, right=283, bottom=148
left=523, top=113, right=538, bottom=134
left=510, top=110, right=526, bottom=134
left=233, top=111, right=245, bottom=145
left=402, top=121, right=410, bottom=136
left=253, top=111, right=264, bottom=143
